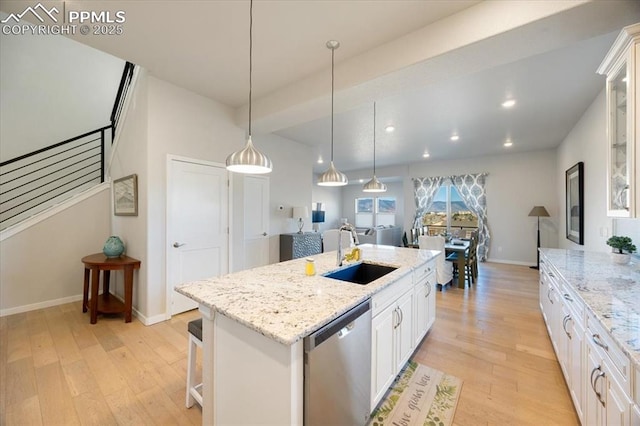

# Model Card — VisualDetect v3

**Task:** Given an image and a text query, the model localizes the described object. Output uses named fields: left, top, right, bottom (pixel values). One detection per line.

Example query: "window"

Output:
left=355, top=197, right=396, bottom=228
left=421, top=182, right=477, bottom=237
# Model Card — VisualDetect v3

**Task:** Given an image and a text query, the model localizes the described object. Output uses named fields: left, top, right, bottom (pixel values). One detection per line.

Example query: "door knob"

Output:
left=262, top=232, right=268, bottom=236
left=173, top=242, right=186, bottom=248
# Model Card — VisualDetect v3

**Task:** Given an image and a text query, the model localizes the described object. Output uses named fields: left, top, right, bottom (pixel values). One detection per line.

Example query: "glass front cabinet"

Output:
left=598, top=23, right=640, bottom=218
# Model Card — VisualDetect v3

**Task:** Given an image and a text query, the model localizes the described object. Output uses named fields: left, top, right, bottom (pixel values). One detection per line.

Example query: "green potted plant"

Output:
left=606, top=236, right=636, bottom=264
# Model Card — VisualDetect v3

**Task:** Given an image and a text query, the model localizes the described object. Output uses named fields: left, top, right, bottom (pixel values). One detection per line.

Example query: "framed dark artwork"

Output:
left=565, top=162, right=584, bottom=245
left=113, top=174, right=138, bottom=216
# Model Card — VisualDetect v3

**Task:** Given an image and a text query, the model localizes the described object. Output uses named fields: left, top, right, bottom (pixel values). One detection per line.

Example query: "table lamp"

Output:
left=292, top=207, right=309, bottom=234
left=528, top=206, right=550, bottom=269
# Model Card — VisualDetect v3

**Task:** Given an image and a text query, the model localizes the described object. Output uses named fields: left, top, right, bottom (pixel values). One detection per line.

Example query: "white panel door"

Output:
left=167, top=159, right=228, bottom=315
left=243, top=175, right=269, bottom=269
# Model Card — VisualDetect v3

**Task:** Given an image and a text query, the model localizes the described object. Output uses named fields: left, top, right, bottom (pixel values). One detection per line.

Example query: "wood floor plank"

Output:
left=72, top=389, right=118, bottom=426
left=4, top=395, right=43, bottom=426
left=29, top=330, right=59, bottom=368
left=137, top=385, right=193, bottom=426
left=79, top=344, right=129, bottom=397
left=34, top=362, right=80, bottom=425
left=104, top=386, right=155, bottom=426
left=107, top=346, right=158, bottom=394
left=4, top=357, right=37, bottom=407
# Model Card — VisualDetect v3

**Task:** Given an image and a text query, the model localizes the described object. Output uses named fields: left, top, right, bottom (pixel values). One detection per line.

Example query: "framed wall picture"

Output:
left=565, top=162, right=584, bottom=245
left=113, top=174, right=138, bottom=216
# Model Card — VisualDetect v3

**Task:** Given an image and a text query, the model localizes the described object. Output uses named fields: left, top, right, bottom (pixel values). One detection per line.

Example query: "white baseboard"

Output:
left=486, top=258, right=535, bottom=267
left=0, top=292, right=168, bottom=326
left=0, top=294, right=84, bottom=317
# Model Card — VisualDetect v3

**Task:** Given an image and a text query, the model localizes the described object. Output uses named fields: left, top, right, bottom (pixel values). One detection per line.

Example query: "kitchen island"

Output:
left=176, top=244, right=439, bottom=425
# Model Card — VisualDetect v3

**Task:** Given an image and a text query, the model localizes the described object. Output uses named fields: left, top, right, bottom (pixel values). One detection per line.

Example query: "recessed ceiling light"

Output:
left=359, top=179, right=364, bottom=183
left=622, top=75, right=628, bottom=83
left=317, top=156, right=323, bottom=164
left=450, top=134, right=459, bottom=141
left=385, top=125, right=395, bottom=133
left=423, top=152, right=430, bottom=158
left=503, top=140, right=513, bottom=147
left=502, top=99, right=516, bottom=108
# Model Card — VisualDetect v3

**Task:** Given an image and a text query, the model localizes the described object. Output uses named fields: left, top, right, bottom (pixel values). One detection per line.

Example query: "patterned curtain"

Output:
left=451, top=173, right=490, bottom=261
left=412, top=177, right=444, bottom=228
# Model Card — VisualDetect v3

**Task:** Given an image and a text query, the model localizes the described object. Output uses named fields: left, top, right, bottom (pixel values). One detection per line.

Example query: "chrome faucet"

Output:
left=337, top=222, right=360, bottom=266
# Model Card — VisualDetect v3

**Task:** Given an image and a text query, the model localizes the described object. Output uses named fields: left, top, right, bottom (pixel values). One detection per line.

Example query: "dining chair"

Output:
left=448, top=234, right=478, bottom=285
left=418, top=235, right=453, bottom=289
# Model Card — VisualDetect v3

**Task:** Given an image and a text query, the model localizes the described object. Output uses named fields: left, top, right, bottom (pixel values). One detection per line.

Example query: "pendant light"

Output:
left=363, top=102, right=387, bottom=192
left=317, top=40, right=348, bottom=187
left=226, top=0, right=272, bottom=174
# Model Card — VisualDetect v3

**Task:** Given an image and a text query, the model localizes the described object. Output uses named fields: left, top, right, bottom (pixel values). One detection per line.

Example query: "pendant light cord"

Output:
left=373, top=102, right=376, bottom=175
left=248, top=0, right=253, bottom=137
left=330, top=45, right=335, bottom=162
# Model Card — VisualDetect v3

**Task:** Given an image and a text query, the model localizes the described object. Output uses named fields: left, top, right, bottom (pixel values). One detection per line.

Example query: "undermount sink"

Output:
left=323, top=262, right=397, bottom=285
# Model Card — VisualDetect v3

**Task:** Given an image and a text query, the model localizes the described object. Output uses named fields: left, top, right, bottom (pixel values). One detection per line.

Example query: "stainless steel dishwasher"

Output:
left=304, top=299, right=371, bottom=426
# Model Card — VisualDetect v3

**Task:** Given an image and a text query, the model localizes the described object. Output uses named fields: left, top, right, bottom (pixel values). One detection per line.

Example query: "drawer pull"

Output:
left=563, top=293, right=573, bottom=302
left=592, top=334, right=609, bottom=351
left=590, top=366, right=606, bottom=407
left=549, top=272, right=555, bottom=278
left=562, top=314, right=572, bottom=339
left=547, top=287, right=554, bottom=304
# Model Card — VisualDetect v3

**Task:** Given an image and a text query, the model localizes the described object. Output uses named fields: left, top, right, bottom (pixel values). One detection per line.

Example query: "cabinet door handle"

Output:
left=398, top=307, right=403, bottom=326
left=425, top=281, right=432, bottom=298
left=547, top=287, right=554, bottom=304
left=592, top=334, right=609, bottom=351
left=563, top=293, right=573, bottom=302
left=549, top=272, right=555, bottom=277
left=562, top=314, right=572, bottom=339
left=590, top=366, right=606, bottom=407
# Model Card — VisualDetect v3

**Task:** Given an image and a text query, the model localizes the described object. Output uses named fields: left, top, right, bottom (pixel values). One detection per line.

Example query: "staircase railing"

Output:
left=0, top=61, right=136, bottom=232
left=111, top=61, right=135, bottom=136
left=0, top=126, right=111, bottom=230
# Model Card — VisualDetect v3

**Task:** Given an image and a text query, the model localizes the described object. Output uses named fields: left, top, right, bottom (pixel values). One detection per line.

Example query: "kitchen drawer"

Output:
left=372, top=273, right=412, bottom=317
left=560, top=282, right=584, bottom=323
left=412, top=260, right=435, bottom=284
left=587, top=311, right=632, bottom=397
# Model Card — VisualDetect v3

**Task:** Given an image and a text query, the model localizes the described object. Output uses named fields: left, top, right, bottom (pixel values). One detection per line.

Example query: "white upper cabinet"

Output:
left=598, top=23, right=640, bottom=218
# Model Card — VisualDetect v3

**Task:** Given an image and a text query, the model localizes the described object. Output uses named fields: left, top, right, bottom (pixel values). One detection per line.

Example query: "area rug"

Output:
left=369, top=361, right=463, bottom=426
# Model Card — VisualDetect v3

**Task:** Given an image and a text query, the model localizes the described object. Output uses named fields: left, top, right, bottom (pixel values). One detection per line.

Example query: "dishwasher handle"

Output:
left=305, top=299, right=371, bottom=352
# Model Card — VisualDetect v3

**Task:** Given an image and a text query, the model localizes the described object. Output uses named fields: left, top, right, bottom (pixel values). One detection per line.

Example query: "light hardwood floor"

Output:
left=0, top=262, right=578, bottom=425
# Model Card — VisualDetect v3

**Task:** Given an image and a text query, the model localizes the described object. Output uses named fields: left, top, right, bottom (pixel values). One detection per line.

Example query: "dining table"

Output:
left=444, top=239, right=470, bottom=288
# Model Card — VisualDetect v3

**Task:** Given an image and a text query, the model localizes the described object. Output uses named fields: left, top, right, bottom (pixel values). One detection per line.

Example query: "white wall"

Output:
left=108, top=69, right=150, bottom=321
left=0, top=13, right=124, bottom=161
left=557, top=89, right=640, bottom=253
left=256, top=133, right=313, bottom=264
left=407, top=149, right=558, bottom=265
left=0, top=187, right=110, bottom=314
left=311, top=184, right=343, bottom=233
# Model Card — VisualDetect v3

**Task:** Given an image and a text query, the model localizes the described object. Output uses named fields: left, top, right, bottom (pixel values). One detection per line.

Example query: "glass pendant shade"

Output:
left=317, top=161, right=348, bottom=186
left=225, top=0, right=272, bottom=174
left=363, top=175, right=387, bottom=192
left=317, top=40, right=347, bottom=186
left=226, top=136, right=272, bottom=174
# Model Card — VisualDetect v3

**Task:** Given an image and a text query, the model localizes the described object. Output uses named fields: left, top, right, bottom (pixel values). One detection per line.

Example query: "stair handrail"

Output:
left=111, top=61, right=135, bottom=137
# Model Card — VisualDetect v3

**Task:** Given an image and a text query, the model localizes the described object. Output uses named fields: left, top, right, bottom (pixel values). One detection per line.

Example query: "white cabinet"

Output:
left=370, top=258, right=436, bottom=411
left=413, top=263, right=436, bottom=346
left=597, top=23, right=640, bottom=217
left=585, top=332, right=632, bottom=425
left=370, top=273, right=414, bottom=410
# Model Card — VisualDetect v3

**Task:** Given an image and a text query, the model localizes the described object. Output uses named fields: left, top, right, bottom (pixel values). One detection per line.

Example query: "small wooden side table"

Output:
left=82, top=253, right=141, bottom=324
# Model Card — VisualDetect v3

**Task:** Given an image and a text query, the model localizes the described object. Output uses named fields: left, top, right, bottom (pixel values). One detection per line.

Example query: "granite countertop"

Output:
left=177, top=244, right=439, bottom=346
left=540, top=248, right=640, bottom=369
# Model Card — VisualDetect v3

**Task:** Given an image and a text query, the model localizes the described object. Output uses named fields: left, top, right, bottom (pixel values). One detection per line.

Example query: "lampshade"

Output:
left=317, top=40, right=347, bottom=187
left=225, top=0, right=272, bottom=174
left=292, top=206, right=309, bottom=219
left=312, top=210, right=325, bottom=223
left=528, top=206, right=550, bottom=217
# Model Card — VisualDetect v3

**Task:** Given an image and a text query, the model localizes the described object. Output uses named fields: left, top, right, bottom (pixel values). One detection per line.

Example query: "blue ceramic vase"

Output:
left=103, top=236, right=125, bottom=258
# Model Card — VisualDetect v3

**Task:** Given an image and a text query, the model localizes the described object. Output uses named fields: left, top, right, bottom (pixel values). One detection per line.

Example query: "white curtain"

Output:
left=451, top=173, right=490, bottom=261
